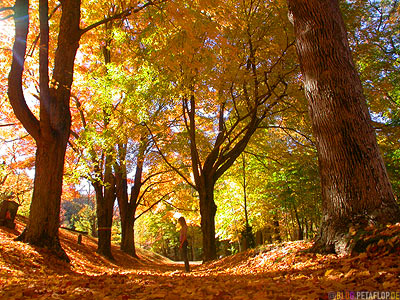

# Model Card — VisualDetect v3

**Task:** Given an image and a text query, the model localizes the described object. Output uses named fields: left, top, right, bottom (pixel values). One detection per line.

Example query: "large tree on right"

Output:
left=287, top=0, right=400, bottom=254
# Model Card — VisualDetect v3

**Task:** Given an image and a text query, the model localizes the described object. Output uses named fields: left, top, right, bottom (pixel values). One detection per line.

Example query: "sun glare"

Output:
left=0, top=19, right=14, bottom=45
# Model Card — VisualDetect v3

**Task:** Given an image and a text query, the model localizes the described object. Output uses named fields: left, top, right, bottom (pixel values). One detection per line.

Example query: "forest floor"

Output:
left=1, top=217, right=400, bottom=300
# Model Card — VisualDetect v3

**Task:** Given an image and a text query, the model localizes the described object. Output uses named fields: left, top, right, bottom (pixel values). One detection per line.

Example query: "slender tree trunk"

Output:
left=199, top=182, right=217, bottom=261
left=293, top=205, right=303, bottom=240
left=273, top=216, right=281, bottom=242
left=242, top=154, right=249, bottom=229
left=287, top=0, right=400, bottom=254
left=304, top=219, right=309, bottom=239
left=91, top=215, right=97, bottom=237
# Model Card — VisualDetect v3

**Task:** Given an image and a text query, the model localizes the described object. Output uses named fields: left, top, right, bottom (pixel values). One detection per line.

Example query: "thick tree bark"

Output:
left=9, top=0, right=81, bottom=261
left=18, top=137, right=69, bottom=260
left=95, top=192, right=115, bottom=259
left=94, top=155, right=116, bottom=260
left=87, top=141, right=116, bottom=260
left=120, top=213, right=136, bottom=256
left=198, top=182, right=217, bottom=262
left=287, top=0, right=400, bottom=254
left=115, top=159, right=139, bottom=258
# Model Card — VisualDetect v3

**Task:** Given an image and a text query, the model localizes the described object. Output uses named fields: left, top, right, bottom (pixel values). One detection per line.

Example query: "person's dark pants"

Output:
left=181, top=240, right=190, bottom=272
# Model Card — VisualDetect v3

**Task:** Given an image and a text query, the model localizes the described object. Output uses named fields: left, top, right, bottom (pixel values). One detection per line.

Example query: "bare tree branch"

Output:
left=262, top=124, right=315, bottom=146
left=163, top=199, right=198, bottom=212
left=0, top=133, right=29, bottom=143
left=80, top=1, right=165, bottom=35
left=142, top=122, right=196, bottom=190
left=0, top=13, right=14, bottom=21
left=0, top=123, right=16, bottom=127
left=135, top=191, right=172, bottom=220
left=0, top=7, right=14, bottom=12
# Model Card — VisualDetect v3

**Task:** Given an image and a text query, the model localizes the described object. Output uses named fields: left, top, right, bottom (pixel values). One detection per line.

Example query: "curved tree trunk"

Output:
left=9, top=0, right=81, bottom=261
left=287, top=0, right=400, bottom=254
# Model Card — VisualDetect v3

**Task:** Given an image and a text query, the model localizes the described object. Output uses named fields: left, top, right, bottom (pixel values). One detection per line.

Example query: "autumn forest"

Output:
left=0, top=0, right=399, bottom=299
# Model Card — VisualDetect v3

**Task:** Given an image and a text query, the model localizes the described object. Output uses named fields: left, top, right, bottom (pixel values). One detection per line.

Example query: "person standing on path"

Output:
left=178, top=216, right=190, bottom=272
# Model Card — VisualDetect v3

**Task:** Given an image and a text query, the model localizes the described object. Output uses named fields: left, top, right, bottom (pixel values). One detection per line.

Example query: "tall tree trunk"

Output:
left=95, top=191, right=115, bottom=259
left=9, top=0, right=81, bottom=261
left=18, top=136, right=69, bottom=259
left=242, top=154, right=249, bottom=229
left=272, top=216, right=281, bottom=242
left=198, top=182, right=217, bottom=262
left=120, top=213, right=136, bottom=257
left=287, top=0, right=400, bottom=254
left=95, top=155, right=116, bottom=260
left=293, top=206, right=303, bottom=240
left=90, top=33, right=117, bottom=260
left=115, top=166, right=138, bottom=258
left=115, top=138, right=146, bottom=258
left=91, top=215, right=97, bottom=237
left=180, top=92, right=262, bottom=261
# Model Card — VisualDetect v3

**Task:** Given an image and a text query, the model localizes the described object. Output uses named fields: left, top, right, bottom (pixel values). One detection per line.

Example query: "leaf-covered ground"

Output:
left=1, top=218, right=399, bottom=300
